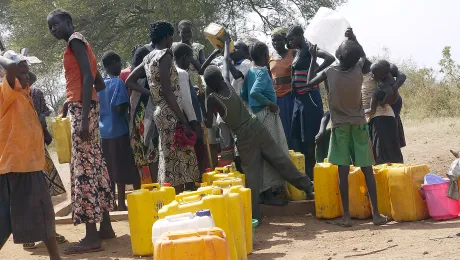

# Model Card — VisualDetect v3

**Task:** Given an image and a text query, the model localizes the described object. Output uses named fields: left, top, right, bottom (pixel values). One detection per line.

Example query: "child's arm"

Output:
left=114, top=79, right=130, bottom=115
left=306, top=45, right=328, bottom=88
left=390, top=64, right=406, bottom=91
left=379, top=83, right=394, bottom=105
left=198, top=91, right=216, bottom=129
left=315, top=48, right=335, bottom=74
left=125, top=62, right=152, bottom=96
left=315, top=111, right=330, bottom=143
left=198, top=49, right=220, bottom=75
left=70, top=38, right=95, bottom=140
left=0, top=56, right=18, bottom=87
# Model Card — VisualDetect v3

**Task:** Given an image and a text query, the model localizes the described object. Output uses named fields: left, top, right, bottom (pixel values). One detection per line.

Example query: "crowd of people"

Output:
left=0, top=7, right=408, bottom=259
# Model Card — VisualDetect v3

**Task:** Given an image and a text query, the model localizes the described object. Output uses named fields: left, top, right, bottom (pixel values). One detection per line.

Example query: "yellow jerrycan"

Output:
left=159, top=189, right=247, bottom=260
left=201, top=181, right=253, bottom=254
left=286, top=151, right=307, bottom=201
left=346, top=167, right=372, bottom=219
left=313, top=161, right=341, bottom=219
left=204, top=23, right=235, bottom=52
left=154, top=227, right=230, bottom=260
left=385, top=164, right=430, bottom=222
left=51, top=116, right=72, bottom=164
left=373, top=164, right=392, bottom=220
left=127, top=183, right=176, bottom=256
left=203, top=167, right=246, bottom=187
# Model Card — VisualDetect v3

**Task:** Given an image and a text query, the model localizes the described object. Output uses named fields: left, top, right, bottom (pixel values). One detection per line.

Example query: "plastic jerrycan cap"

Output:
left=196, top=210, right=212, bottom=217
left=163, top=183, right=171, bottom=187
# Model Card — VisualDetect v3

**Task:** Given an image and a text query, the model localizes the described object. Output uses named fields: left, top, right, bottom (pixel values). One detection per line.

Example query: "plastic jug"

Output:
left=152, top=210, right=215, bottom=244
left=199, top=184, right=253, bottom=254
left=313, top=161, right=341, bottom=219
left=373, top=166, right=392, bottom=220
left=204, top=23, right=235, bottom=53
left=154, top=227, right=230, bottom=260
left=385, top=164, right=430, bottom=222
left=423, top=182, right=460, bottom=220
left=159, top=189, right=247, bottom=260
left=305, top=7, right=351, bottom=57
left=346, top=167, right=372, bottom=219
left=127, top=183, right=176, bottom=256
left=287, top=151, right=307, bottom=201
left=51, top=116, right=72, bottom=164
left=202, top=167, right=246, bottom=187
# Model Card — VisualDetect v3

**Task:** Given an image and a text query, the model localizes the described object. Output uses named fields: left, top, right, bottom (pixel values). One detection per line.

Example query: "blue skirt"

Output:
left=277, top=92, right=295, bottom=148
left=291, top=89, right=324, bottom=147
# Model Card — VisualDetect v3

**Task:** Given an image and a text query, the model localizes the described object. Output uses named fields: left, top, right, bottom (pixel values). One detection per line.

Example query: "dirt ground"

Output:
left=1, top=117, right=460, bottom=260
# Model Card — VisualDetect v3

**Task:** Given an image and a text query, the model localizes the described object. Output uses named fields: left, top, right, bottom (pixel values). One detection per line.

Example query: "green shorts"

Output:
left=327, top=124, right=375, bottom=167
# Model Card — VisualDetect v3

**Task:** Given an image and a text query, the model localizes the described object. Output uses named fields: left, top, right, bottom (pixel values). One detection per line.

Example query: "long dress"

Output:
left=242, top=67, right=288, bottom=193
left=144, top=48, right=200, bottom=186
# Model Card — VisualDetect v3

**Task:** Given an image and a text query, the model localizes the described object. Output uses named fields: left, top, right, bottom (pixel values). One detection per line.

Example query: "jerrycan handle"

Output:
left=165, top=212, right=194, bottom=221
left=214, top=167, right=230, bottom=173
left=141, top=183, right=161, bottom=190
left=176, top=188, right=222, bottom=203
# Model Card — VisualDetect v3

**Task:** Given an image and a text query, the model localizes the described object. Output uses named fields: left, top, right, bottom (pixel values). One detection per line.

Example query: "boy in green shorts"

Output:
left=303, top=30, right=387, bottom=227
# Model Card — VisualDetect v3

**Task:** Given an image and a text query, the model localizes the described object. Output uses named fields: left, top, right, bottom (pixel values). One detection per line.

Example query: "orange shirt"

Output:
left=63, top=32, right=99, bottom=102
left=269, top=49, right=294, bottom=97
left=0, top=78, right=45, bottom=174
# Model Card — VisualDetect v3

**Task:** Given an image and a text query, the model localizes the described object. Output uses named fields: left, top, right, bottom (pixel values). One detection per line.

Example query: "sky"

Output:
left=337, top=0, right=460, bottom=69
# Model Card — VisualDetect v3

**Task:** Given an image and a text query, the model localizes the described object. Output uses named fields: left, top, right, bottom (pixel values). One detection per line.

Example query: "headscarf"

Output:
left=271, top=27, right=288, bottom=37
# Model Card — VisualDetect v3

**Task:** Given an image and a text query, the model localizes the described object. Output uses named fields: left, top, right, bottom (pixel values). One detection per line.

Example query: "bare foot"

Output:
left=335, top=216, right=352, bottom=227
left=373, top=214, right=388, bottom=226
left=450, top=150, right=459, bottom=158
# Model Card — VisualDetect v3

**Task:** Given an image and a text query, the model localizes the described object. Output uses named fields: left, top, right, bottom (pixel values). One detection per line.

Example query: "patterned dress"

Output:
left=144, top=48, right=200, bottom=186
left=69, top=102, right=114, bottom=224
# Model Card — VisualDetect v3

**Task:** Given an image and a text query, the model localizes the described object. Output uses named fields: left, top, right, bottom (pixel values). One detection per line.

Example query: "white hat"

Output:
left=3, top=50, right=42, bottom=65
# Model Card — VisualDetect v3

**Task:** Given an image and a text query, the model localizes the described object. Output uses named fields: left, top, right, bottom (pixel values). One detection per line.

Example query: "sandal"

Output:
left=23, top=243, right=37, bottom=249
left=56, top=234, right=67, bottom=244
left=64, top=243, right=104, bottom=255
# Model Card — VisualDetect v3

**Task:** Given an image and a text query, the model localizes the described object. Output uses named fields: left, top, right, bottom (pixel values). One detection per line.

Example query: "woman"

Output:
left=286, top=25, right=335, bottom=180
left=47, top=9, right=114, bottom=254
left=173, top=20, right=211, bottom=172
left=129, top=39, right=158, bottom=184
left=269, top=27, right=296, bottom=148
left=127, top=21, right=200, bottom=194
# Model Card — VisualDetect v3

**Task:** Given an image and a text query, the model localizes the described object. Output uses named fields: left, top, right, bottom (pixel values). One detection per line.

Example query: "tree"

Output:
left=439, top=46, right=460, bottom=88
left=2, top=0, right=345, bottom=66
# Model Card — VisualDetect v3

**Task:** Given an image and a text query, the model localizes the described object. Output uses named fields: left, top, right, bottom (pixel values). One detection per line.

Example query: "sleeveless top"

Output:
left=63, top=32, right=98, bottom=102
left=269, top=49, right=294, bottom=97
left=209, top=82, right=256, bottom=134
left=292, top=42, right=319, bottom=94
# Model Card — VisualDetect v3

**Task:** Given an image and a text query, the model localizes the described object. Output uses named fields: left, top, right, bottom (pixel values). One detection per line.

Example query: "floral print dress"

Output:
left=144, top=48, right=200, bottom=186
left=69, top=102, right=114, bottom=224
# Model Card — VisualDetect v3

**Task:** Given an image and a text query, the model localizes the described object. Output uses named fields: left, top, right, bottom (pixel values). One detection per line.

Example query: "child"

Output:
left=47, top=9, right=115, bottom=254
left=172, top=43, right=203, bottom=145
left=100, top=51, right=141, bottom=211
left=303, top=40, right=387, bottom=227
left=365, top=60, right=394, bottom=115
left=199, top=38, right=314, bottom=222
left=241, top=41, right=290, bottom=206
left=0, top=52, right=61, bottom=260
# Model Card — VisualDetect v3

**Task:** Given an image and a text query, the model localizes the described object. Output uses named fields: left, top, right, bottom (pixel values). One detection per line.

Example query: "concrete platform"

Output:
left=56, top=200, right=315, bottom=225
